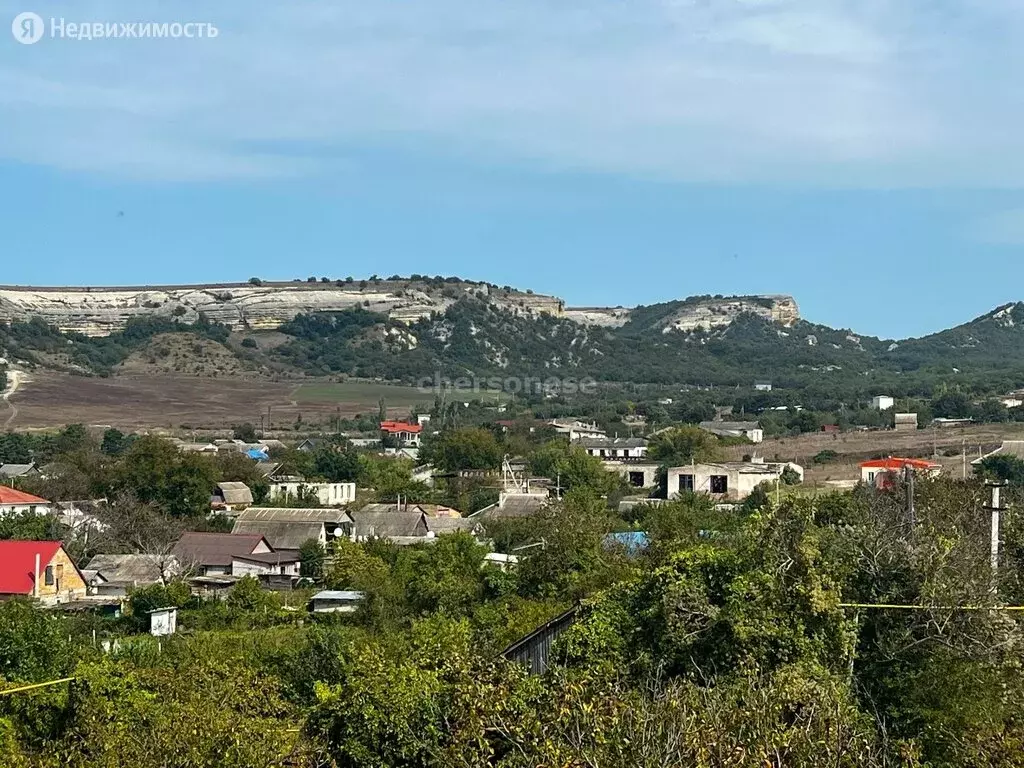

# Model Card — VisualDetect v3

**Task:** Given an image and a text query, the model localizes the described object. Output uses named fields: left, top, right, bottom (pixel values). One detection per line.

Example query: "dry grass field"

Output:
left=722, top=423, right=1024, bottom=489
left=0, top=374, right=431, bottom=431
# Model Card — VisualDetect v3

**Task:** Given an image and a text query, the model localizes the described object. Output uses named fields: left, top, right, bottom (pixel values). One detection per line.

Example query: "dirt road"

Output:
left=2, top=369, right=26, bottom=429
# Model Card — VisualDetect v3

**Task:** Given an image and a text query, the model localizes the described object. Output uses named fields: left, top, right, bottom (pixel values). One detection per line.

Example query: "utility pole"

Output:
left=985, top=481, right=1007, bottom=593
left=962, top=439, right=967, bottom=480
left=905, top=464, right=916, bottom=529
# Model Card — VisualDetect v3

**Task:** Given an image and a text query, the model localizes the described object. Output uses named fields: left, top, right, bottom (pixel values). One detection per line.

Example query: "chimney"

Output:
left=33, top=553, right=40, bottom=598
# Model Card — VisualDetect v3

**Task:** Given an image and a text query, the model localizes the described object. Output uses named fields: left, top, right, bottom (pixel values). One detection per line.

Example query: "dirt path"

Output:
left=2, top=369, right=26, bottom=429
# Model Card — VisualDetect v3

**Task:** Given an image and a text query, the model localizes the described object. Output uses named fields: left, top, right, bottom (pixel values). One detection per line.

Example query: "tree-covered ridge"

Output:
left=9, top=294, right=1024, bottom=399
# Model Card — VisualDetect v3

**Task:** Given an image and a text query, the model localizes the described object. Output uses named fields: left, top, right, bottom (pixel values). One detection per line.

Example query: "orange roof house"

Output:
left=860, top=457, right=941, bottom=488
left=0, top=485, right=51, bottom=515
left=379, top=421, right=422, bottom=435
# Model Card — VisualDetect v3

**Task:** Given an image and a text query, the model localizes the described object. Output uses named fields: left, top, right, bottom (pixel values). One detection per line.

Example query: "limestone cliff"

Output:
left=565, top=295, right=799, bottom=331
left=0, top=281, right=797, bottom=338
left=0, top=281, right=564, bottom=337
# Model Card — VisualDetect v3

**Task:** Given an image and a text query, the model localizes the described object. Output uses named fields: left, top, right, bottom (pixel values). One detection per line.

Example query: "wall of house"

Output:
left=668, top=465, right=785, bottom=501
left=231, top=559, right=300, bottom=577
left=36, top=548, right=87, bottom=603
left=0, top=502, right=51, bottom=518
left=269, top=482, right=356, bottom=505
left=606, top=462, right=659, bottom=488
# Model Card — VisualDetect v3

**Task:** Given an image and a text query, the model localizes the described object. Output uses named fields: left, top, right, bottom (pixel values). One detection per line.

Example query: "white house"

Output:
left=549, top=419, right=607, bottom=441
left=269, top=481, right=356, bottom=506
left=698, top=421, right=764, bottom=444
left=667, top=460, right=803, bottom=501
left=753, top=381, right=773, bottom=392
left=231, top=552, right=302, bottom=578
left=0, top=486, right=51, bottom=517
left=871, top=395, right=895, bottom=411
left=577, top=437, right=649, bottom=460
left=860, top=458, right=941, bottom=487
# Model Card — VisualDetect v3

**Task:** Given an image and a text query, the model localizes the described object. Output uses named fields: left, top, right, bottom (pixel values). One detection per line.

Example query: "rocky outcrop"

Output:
left=0, top=282, right=563, bottom=337
left=566, top=295, right=800, bottom=331
left=0, top=282, right=798, bottom=338
left=660, top=295, right=800, bottom=333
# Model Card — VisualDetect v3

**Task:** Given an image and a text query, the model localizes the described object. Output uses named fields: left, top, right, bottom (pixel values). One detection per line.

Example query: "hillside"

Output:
left=3, top=283, right=1024, bottom=400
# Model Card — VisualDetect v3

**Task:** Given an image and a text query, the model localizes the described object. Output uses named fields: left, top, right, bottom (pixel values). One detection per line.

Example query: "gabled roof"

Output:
left=235, top=507, right=353, bottom=525
left=0, top=486, right=49, bottom=505
left=424, top=516, right=482, bottom=535
left=352, top=510, right=428, bottom=538
left=379, top=421, right=422, bottom=434
left=860, top=457, right=940, bottom=471
left=83, top=554, right=177, bottom=585
left=213, top=482, right=254, bottom=506
left=0, top=541, right=65, bottom=594
left=476, top=494, right=548, bottom=519
left=171, top=532, right=268, bottom=567
left=0, top=463, right=38, bottom=479
left=232, top=520, right=326, bottom=550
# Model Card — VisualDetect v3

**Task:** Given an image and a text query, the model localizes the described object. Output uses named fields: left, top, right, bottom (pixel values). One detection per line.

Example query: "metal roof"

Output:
left=231, top=520, right=326, bottom=550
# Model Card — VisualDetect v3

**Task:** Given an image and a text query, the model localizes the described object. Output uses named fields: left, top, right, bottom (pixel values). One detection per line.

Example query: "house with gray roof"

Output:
left=699, top=421, right=763, bottom=444
left=83, top=554, right=180, bottom=597
left=0, top=463, right=39, bottom=480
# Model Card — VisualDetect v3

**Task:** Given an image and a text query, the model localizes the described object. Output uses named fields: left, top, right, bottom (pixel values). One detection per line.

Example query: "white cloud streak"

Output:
left=2, top=0, right=1024, bottom=185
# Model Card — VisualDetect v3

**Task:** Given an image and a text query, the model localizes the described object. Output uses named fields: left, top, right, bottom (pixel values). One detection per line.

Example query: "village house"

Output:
left=753, top=380, right=773, bottom=392
left=268, top=481, right=356, bottom=506
left=667, top=460, right=803, bottom=501
left=379, top=421, right=423, bottom=447
left=872, top=395, right=895, bottom=411
left=82, top=554, right=180, bottom=598
left=171, top=532, right=298, bottom=577
left=698, top=421, right=764, bottom=444
left=232, top=506, right=355, bottom=554
left=0, top=463, right=39, bottom=481
left=549, top=419, right=606, bottom=441
left=577, top=436, right=649, bottom=461
left=210, top=482, right=255, bottom=514
left=604, top=462, right=660, bottom=488
left=350, top=508, right=429, bottom=542
left=0, top=486, right=52, bottom=517
left=0, top=541, right=88, bottom=605
left=472, top=491, right=550, bottom=519
left=893, top=413, right=919, bottom=432
left=860, top=458, right=941, bottom=488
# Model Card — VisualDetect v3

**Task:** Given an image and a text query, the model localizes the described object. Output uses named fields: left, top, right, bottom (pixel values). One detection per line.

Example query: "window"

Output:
left=710, top=475, right=728, bottom=494
left=678, top=474, right=694, bottom=492
left=44, top=565, right=54, bottom=586
left=629, top=471, right=645, bottom=487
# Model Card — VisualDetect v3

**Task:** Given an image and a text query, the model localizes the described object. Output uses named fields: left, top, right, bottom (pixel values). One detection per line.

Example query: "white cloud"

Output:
left=2, top=0, right=1024, bottom=185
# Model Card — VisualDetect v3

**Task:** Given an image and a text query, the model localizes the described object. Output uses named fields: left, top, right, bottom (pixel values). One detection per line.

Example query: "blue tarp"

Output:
left=247, top=448, right=269, bottom=460
left=603, top=531, right=650, bottom=555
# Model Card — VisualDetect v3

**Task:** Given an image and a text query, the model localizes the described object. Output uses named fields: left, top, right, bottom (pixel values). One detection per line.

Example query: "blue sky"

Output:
left=2, top=0, right=1024, bottom=339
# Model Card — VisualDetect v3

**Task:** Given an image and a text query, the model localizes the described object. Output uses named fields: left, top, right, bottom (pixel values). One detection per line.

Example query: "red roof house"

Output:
left=0, top=486, right=51, bottom=515
left=380, top=421, right=423, bottom=446
left=0, top=540, right=87, bottom=602
left=860, top=457, right=941, bottom=488
left=379, top=421, right=422, bottom=435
